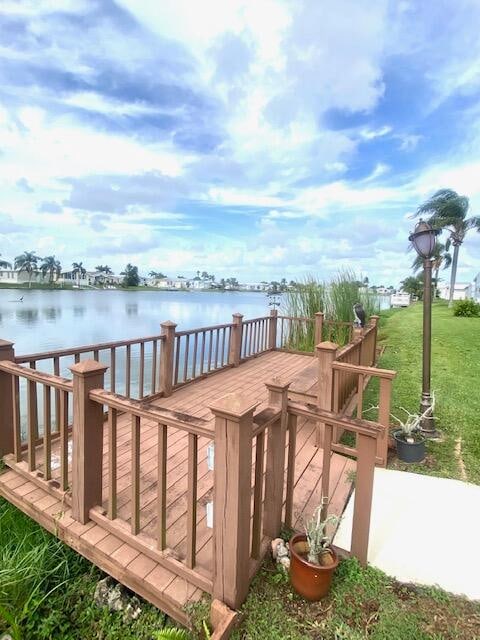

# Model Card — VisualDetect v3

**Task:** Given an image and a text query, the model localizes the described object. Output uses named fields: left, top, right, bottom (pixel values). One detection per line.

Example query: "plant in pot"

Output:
left=289, top=504, right=340, bottom=601
left=391, top=396, right=435, bottom=463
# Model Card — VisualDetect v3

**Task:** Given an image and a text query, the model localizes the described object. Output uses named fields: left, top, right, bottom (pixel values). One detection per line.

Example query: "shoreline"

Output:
left=0, top=283, right=272, bottom=293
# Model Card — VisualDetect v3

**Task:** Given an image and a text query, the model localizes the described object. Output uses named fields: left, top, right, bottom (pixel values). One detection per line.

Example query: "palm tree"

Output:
left=72, top=261, right=87, bottom=287
left=416, top=189, right=480, bottom=307
left=0, top=254, right=11, bottom=269
left=40, top=255, right=61, bottom=284
left=14, top=251, right=40, bottom=288
left=411, top=241, right=452, bottom=298
left=95, top=265, right=113, bottom=274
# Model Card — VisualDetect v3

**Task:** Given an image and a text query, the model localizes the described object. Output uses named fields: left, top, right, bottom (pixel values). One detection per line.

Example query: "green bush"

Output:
left=453, top=299, right=480, bottom=317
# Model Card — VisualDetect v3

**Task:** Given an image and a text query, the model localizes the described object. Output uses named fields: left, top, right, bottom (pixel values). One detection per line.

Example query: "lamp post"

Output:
left=408, top=219, right=440, bottom=437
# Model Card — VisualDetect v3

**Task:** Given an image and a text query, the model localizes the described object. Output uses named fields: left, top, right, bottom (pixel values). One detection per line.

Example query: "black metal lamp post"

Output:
left=409, top=219, right=440, bottom=436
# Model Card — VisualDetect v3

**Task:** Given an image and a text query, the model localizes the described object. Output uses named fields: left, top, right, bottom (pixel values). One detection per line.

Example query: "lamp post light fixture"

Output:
left=409, top=219, right=441, bottom=437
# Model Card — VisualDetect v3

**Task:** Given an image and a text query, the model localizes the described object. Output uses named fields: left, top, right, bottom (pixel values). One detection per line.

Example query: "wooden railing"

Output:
left=173, top=323, right=233, bottom=387
left=240, top=316, right=271, bottom=359
left=276, top=312, right=354, bottom=352
left=14, top=333, right=166, bottom=400
left=0, top=358, right=73, bottom=492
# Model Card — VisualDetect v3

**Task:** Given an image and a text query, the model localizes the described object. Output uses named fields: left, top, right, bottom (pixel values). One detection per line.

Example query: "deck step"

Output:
left=0, top=467, right=203, bottom=627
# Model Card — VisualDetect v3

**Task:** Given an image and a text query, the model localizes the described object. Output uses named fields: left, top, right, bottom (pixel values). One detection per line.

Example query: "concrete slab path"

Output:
left=334, top=468, right=480, bottom=600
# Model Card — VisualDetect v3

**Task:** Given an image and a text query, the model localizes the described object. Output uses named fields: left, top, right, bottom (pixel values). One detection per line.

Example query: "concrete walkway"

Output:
left=334, top=468, right=480, bottom=600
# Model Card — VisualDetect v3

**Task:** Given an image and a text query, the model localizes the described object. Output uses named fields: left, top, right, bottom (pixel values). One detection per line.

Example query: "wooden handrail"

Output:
left=89, top=388, right=213, bottom=438
left=287, top=400, right=384, bottom=439
left=0, top=360, right=73, bottom=392
left=332, top=361, right=396, bottom=380
left=15, top=333, right=166, bottom=363
left=174, top=322, right=233, bottom=337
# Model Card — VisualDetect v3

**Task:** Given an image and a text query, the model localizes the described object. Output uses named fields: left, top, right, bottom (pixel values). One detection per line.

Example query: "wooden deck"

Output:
left=0, top=350, right=355, bottom=624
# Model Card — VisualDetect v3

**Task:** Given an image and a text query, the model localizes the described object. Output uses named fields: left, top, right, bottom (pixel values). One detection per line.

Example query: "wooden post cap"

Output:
left=316, top=341, right=338, bottom=351
left=0, top=339, right=14, bottom=350
left=315, top=311, right=324, bottom=317
left=209, top=393, right=259, bottom=420
left=265, top=378, right=291, bottom=393
left=232, top=312, right=243, bottom=319
left=69, top=359, right=109, bottom=377
left=160, top=320, right=177, bottom=329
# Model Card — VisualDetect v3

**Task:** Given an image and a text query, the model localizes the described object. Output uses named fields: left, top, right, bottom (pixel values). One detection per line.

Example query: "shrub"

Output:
left=453, top=299, right=480, bottom=317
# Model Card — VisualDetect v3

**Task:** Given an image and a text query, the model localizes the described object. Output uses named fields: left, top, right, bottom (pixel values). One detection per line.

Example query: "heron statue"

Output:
left=353, top=302, right=366, bottom=328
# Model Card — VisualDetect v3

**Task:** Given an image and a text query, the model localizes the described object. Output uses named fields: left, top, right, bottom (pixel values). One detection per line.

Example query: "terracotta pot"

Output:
left=289, top=533, right=339, bottom=601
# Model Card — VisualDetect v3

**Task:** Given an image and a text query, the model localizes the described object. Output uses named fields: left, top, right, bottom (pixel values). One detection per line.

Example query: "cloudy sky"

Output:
left=1, top=0, right=480, bottom=285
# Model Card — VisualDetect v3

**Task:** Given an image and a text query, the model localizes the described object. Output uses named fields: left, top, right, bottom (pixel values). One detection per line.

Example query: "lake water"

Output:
left=0, top=289, right=272, bottom=356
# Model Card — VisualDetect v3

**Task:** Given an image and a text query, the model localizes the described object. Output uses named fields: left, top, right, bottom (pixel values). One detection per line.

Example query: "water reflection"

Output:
left=42, top=307, right=62, bottom=321
left=73, top=306, right=85, bottom=317
left=15, top=309, right=39, bottom=325
left=125, top=303, right=138, bottom=316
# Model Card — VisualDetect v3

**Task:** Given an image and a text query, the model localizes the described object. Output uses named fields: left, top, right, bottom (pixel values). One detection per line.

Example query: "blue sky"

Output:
left=1, top=0, right=480, bottom=285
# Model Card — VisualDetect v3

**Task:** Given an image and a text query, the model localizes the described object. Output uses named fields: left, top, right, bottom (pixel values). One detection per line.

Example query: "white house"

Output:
left=0, top=268, right=45, bottom=285
left=438, top=282, right=472, bottom=301
left=239, top=282, right=269, bottom=292
left=474, top=273, right=480, bottom=302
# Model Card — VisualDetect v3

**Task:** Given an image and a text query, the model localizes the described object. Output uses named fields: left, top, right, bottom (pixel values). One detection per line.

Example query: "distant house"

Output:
left=0, top=268, right=45, bottom=285
left=239, top=282, right=269, bottom=292
left=153, top=277, right=189, bottom=290
left=474, top=273, right=480, bottom=302
left=438, top=283, right=472, bottom=301
left=390, top=292, right=410, bottom=307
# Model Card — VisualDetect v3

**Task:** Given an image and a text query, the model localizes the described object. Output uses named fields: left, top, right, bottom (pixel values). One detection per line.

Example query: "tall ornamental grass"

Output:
left=283, top=270, right=380, bottom=350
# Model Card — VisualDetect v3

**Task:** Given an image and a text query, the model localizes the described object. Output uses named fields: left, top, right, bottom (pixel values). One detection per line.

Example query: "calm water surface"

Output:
left=0, top=289, right=272, bottom=355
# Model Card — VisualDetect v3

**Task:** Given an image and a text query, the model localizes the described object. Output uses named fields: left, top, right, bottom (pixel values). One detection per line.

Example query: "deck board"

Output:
left=0, top=350, right=355, bottom=627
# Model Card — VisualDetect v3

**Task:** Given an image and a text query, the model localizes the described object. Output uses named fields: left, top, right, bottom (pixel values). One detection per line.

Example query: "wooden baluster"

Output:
left=131, top=414, right=141, bottom=534
left=248, top=323, right=253, bottom=357
left=264, top=380, right=290, bottom=538
left=220, top=327, right=226, bottom=366
left=183, top=335, right=189, bottom=382
left=27, top=378, right=37, bottom=471
left=70, top=360, right=107, bottom=522
left=139, top=341, right=145, bottom=398
left=93, top=349, right=99, bottom=361
left=320, top=420, right=334, bottom=523
left=269, top=309, right=278, bottom=350
left=125, top=344, right=131, bottom=397
left=43, top=385, right=52, bottom=481
left=251, top=430, right=265, bottom=559
left=200, top=331, right=205, bottom=375
left=60, top=389, right=69, bottom=491
left=108, top=408, right=117, bottom=520
left=110, top=348, right=116, bottom=392
left=74, top=353, right=80, bottom=364
left=151, top=340, right=157, bottom=394
left=157, top=423, right=167, bottom=550
left=192, top=333, right=198, bottom=379
left=174, top=336, right=180, bottom=384
left=0, top=340, right=15, bottom=459
left=284, top=413, right=297, bottom=528
left=207, top=330, right=213, bottom=371
left=357, top=373, right=365, bottom=420
left=186, top=432, right=198, bottom=568
left=12, top=375, right=21, bottom=462
left=377, top=376, right=393, bottom=467
left=214, top=329, right=219, bottom=369
left=54, top=356, right=60, bottom=433
left=315, top=312, right=324, bottom=345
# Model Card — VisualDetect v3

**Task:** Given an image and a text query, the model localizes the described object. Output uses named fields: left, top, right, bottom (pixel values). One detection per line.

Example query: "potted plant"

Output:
left=391, top=398, right=434, bottom=463
left=289, top=505, right=340, bottom=601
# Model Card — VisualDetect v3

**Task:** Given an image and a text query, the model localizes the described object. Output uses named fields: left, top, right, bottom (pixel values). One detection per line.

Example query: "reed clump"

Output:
left=283, top=270, right=380, bottom=350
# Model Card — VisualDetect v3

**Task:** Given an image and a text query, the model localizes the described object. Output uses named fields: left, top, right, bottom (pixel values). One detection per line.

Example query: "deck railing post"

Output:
left=268, top=309, right=278, bottom=350
left=315, top=311, right=324, bottom=345
left=70, top=359, right=108, bottom=524
left=160, top=320, right=177, bottom=397
left=350, top=431, right=377, bottom=565
left=377, top=376, right=393, bottom=467
left=0, top=340, right=15, bottom=458
left=264, top=379, right=290, bottom=538
left=228, top=313, right=243, bottom=367
left=370, top=315, right=379, bottom=365
left=316, top=341, right=338, bottom=447
left=210, top=393, right=257, bottom=610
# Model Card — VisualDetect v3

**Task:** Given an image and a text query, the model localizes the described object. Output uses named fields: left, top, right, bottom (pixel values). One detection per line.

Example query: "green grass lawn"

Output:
left=363, top=301, right=480, bottom=483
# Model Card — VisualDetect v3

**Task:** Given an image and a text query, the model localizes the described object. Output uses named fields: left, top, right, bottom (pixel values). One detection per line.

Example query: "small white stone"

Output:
left=271, top=538, right=284, bottom=559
